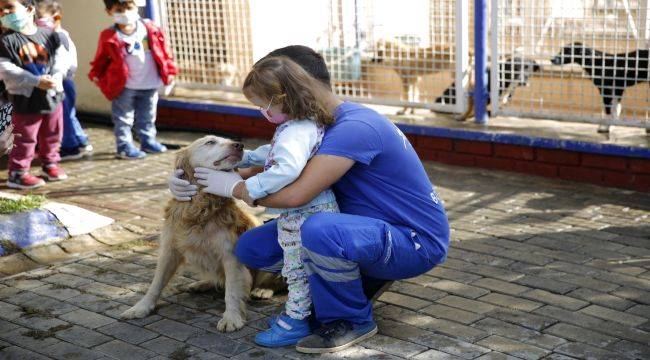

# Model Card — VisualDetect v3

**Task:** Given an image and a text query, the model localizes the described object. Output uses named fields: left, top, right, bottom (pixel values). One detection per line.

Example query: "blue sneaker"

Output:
left=117, top=144, right=147, bottom=160
left=255, top=314, right=311, bottom=347
left=295, top=320, right=378, bottom=354
left=141, top=141, right=167, bottom=154
left=266, top=313, right=319, bottom=331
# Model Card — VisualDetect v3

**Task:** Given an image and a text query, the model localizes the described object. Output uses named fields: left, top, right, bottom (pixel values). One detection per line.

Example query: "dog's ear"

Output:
left=174, top=148, right=195, bottom=182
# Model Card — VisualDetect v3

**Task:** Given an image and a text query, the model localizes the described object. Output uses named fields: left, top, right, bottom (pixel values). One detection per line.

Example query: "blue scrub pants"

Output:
left=235, top=213, right=443, bottom=325
left=61, top=79, right=89, bottom=150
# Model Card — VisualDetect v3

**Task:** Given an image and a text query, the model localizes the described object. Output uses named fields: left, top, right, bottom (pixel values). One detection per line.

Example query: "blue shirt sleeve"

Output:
left=317, top=120, right=383, bottom=165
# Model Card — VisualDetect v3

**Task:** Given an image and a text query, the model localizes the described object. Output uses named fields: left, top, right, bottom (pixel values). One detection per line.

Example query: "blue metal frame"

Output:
left=145, top=0, right=157, bottom=22
left=474, top=0, right=489, bottom=124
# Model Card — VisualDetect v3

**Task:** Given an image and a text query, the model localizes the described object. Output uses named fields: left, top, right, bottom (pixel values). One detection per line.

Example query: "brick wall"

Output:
left=157, top=106, right=650, bottom=192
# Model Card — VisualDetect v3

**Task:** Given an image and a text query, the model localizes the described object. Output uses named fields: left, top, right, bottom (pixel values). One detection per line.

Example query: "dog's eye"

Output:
left=205, top=140, right=217, bottom=146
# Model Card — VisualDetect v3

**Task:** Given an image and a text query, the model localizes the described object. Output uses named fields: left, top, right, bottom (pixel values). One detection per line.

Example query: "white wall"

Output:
left=59, top=0, right=114, bottom=115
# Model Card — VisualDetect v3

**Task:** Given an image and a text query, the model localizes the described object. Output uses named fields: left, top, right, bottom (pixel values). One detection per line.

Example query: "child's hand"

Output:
left=0, top=124, right=14, bottom=155
left=37, top=75, right=57, bottom=90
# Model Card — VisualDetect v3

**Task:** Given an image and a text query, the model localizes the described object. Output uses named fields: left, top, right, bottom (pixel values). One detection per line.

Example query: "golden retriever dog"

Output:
left=372, top=40, right=455, bottom=115
left=120, top=135, right=283, bottom=332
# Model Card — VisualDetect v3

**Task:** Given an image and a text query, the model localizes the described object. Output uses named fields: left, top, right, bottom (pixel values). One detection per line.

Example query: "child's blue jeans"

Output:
left=61, top=79, right=89, bottom=150
left=111, top=88, right=159, bottom=152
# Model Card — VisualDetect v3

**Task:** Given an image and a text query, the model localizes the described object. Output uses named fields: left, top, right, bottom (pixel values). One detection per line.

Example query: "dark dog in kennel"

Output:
left=551, top=42, right=649, bottom=134
left=434, top=57, right=540, bottom=121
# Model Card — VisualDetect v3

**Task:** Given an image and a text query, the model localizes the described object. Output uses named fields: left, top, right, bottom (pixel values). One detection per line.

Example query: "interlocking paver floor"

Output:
left=0, top=124, right=649, bottom=359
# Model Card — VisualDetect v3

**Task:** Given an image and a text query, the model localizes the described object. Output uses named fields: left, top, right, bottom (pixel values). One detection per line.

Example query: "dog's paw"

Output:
left=120, top=300, right=154, bottom=319
left=183, top=280, right=214, bottom=293
left=250, top=287, right=274, bottom=299
left=217, top=312, right=245, bottom=332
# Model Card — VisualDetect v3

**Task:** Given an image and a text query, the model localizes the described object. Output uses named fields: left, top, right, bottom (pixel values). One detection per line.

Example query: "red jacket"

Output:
left=88, top=20, right=178, bottom=100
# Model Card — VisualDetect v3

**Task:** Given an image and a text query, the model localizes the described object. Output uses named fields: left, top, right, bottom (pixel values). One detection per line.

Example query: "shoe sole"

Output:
left=295, top=326, right=378, bottom=354
left=6, top=181, right=45, bottom=190
left=142, top=149, right=167, bottom=154
left=255, top=336, right=305, bottom=348
left=60, top=154, right=84, bottom=162
left=116, top=154, right=146, bottom=160
left=42, top=174, right=68, bottom=181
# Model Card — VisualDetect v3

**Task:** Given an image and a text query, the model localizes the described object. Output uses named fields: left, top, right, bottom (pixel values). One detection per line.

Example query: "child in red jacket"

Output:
left=89, top=0, right=176, bottom=159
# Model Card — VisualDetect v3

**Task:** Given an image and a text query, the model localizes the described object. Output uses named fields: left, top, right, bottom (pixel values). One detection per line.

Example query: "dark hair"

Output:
left=35, top=0, right=61, bottom=17
left=18, top=0, right=36, bottom=6
left=243, top=56, right=334, bottom=126
left=264, top=45, right=331, bottom=87
left=103, top=0, right=135, bottom=10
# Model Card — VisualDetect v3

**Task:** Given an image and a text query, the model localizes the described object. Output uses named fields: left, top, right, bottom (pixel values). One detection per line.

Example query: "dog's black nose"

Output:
left=232, top=142, right=244, bottom=151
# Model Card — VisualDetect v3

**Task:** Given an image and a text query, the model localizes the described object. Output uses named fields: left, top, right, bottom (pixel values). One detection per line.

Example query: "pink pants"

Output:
left=8, top=104, right=63, bottom=172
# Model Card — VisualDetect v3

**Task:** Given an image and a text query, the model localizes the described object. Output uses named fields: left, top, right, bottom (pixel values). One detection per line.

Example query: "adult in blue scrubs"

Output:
left=168, top=46, right=449, bottom=354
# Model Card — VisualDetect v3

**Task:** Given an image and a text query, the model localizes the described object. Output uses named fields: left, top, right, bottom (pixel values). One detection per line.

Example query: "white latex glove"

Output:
left=194, top=167, right=244, bottom=198
left=169, top=169, right=198, bottom=201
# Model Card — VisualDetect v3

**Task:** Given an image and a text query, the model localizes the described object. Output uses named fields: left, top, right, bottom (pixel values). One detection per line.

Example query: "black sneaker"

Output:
left=295, top=320, right=377, bottom=354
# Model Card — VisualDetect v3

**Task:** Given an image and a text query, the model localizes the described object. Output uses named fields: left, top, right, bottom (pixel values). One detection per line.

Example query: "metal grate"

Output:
left=490, top=0, right=650, bottom=131
left=154, top=0, right=469, bottom=115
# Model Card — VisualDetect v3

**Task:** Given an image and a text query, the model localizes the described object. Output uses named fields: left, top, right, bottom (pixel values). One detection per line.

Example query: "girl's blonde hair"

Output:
left=243, top=56, right=335, bottom=126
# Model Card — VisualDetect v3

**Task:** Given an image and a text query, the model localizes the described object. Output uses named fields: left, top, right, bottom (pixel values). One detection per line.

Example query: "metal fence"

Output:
left=490, top=0, right=650, bottom=131
left=154, top=0, right=470, bottom=115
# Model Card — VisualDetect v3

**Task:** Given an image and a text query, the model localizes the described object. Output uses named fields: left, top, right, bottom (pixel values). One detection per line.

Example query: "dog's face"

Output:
left=178, top=135, right=244, bottom=176
left=502, top=57, right=541, bottom=85
left=551, top=42, right=584, bottom=65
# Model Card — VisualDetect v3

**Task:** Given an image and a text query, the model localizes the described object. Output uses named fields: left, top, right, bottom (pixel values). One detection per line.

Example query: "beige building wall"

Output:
left=59, top=0, right=113, bottom=115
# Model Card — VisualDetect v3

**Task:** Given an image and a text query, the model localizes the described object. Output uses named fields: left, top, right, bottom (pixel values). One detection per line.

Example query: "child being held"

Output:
left=0, top=0, right=69, bottom=189
left=207, top=56, right=339, bottom=347
left=35, top=0, right=92, bottom=161
left=89, top=0, right=176, bottom=159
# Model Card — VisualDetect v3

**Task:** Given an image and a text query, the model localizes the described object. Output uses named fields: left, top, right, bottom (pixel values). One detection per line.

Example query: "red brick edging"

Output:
left=157, top=106, right=650, bottom=192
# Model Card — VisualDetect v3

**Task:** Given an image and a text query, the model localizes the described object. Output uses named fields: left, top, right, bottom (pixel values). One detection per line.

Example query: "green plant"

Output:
left=0, top=195, right=46, bottom=214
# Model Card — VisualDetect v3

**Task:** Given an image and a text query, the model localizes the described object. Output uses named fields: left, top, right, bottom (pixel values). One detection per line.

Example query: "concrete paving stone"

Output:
left=583, top=259, right=646, bottom=276
left=521, top=289, right=589, bottom=311
left=476, top=335, right=550, bottom=360
left=421, top=304, right=485, bottom=324
left=411, top=349, right=463, bottom=359
left=55, top=325, right=112, bottom=348
left=145, top=318, right=204, bottom=341
left=64, top=293, right=122, bottom=313
left=41, top=273, right=94, bottom=288
left=166, top=292, right=222, bottom=311
left=375, top=305, right=488, bottom=342
left=478, top=293, right=543, bottom=312
left=533, top=306, right=604, bottom=329
left=487, top=309, right=557, bottom=331
left=41, top=340, right=104, bottom=359
left=93, top=339, right=156, bottom=360
left=0, top=301, right=23, bottom=321
left=0, top=345, right=51, bottom=360
left=429, top=266, right=483, bottom=283
left=377, top=291, right=432, bottom=310
left=607, top=339, right=650, bottom=359
left=626, top=304, right=650, bottom=319
left=442, top=258, right=524, bottom=282
left=592, top=320, right=650, bottom=345
left=140, top=336, right=205, bottom=357
left=471, top=278, right=530, bottom=295
left=90, top=225, right=142, bottom=246
left=513, top=275, right=578, bottom=295
left=186, top=332, right=253, bottom=357
left=435, top=295, right=498, bottom=314
left=473, top=317, right=566, bottom=350
left=595, top=271, right=650, bottom=292
left=0, top=286, right=22, bottom=300
left=0, top=326, right=61, bottom=349
left=428, top=280, right=491, bottom=299
left=155, top=303, right=213, bottom=324
left=59, top=234, right=108, bottom=254
left=57, top=263, right=100, bottom=278
left=231, top=348, right=286, bottom=360
left=566, top=288, right=635, bottom=311
left=31, top=284, right=82, bottom=301
left=555, top=342, right=628, bottom=360
left=318, top=345, right=401, bottom=359
left=360, top=333, right=428, bottom=358
left=0, top=319, right=20, bottom=334
left=495, top=249, right=554, bottom=266
left=544, top=323, right=619, bottom=347
left=525, top=236, right=582, bottom=252
left=579, top=304, right=647, bottom=327
left=474, top=351, right=521, bottom=360
left=611, top=286, right=650, bottom=305
left=389, top=280, right=448, bottom=301
left=450, top=249, right=516, bottom=268
left=540, top=272, right=620, bottom=293
left=377, top=319, right=490, bottom=359
left=77, top=281, right=134, bottom=298
left=58, top=308, right=116, bottom=329
left=97, top=321, right=159, bottom=345
left=2, top=278, right=46, bottom=290
left=13, top=314, right=70, bottom=331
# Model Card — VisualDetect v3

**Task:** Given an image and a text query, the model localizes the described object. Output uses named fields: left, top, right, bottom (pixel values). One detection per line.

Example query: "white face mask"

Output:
left=113, top=9, right=140, bottom=25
